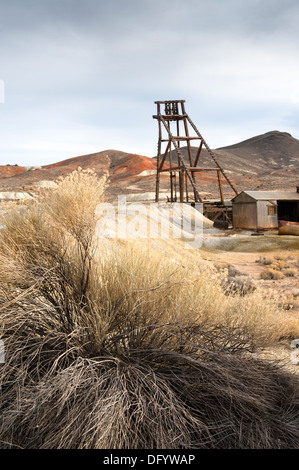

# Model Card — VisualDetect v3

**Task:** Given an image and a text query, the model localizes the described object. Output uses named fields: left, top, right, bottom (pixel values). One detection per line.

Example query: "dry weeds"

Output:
left=1, top=169, right=299, bottom=449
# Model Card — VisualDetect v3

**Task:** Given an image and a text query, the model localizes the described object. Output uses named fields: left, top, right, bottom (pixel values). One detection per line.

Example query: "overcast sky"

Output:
left=0, top=0, right=299, bottom=166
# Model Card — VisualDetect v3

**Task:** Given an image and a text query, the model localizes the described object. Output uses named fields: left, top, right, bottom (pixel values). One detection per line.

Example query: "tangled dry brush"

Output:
left=0, top=169, right=299, bottom=449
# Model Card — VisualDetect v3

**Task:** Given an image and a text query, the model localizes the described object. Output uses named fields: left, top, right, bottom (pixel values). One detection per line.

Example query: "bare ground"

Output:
left=202, top=249, right=299, bottom=315
left=201, top=248, right=299, bottom=374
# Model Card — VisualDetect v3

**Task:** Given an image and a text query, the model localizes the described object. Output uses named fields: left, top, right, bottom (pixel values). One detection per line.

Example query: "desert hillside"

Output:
left=159, top=131, right=299, bottom=196
left=0, top=130, right=298, bottom=200
left=217, top=130, right=299, bottom=180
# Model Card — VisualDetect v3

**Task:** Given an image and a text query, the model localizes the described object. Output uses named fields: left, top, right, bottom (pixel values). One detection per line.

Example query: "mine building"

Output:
left=232, top=188, right=299, bottom=230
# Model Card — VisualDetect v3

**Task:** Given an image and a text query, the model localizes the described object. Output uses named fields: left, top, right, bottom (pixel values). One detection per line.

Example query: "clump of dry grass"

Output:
left=256, top=256, right=274, bottom=266
left=284, top=268, right=298, bottom=277
left=1, top=169, right=299, bottom=449
left=270, top=260, right=287, bottom=270
left=221, top=276, right=256, bottom=297
left=257, top=254, right=298, bottom=281
left=260, top=268, right=285, bottom=280
left=2, top=330, right=299, bottom=449
left=214, top=262, right=243, bottom=278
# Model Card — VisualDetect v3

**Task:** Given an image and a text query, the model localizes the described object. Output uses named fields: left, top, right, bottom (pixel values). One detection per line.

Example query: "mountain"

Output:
left=0, top=150, right=160, bottom=200
left=0, top=131, right=298, bottom=200
left=156, top=131, right=299, bottom=195
left=216, top=131, right=299, bottom=175
left=215, top=131, right=299, bottom=192
left=159, top=131, right=299, bottom=174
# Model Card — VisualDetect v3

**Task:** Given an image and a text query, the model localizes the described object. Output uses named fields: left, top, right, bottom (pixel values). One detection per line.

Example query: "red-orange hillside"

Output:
left=0, top=150, right=159, bottom=191
left=0, top=165, right=26, bottom=178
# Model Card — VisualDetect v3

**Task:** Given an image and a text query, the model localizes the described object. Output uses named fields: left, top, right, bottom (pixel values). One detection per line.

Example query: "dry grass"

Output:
left=256, top=256, right=274, bottom=266
left=284, top=268, right=298, bottom=277
left=260, top=268, right=285, bottom=280
left=257, top=255, right=298, bottom=282
left=1, top=169, right=299, bottom=449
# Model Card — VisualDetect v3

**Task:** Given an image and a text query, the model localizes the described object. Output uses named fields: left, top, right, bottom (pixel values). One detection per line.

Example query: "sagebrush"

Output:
left=1, top=169, right=299, bottom=449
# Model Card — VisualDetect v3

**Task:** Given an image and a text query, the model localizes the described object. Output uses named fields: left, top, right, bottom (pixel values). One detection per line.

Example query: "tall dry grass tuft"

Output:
left=1, top=169, right=299, bottom=449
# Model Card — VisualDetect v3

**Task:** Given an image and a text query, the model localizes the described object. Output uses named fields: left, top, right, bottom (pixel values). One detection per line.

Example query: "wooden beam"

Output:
left=179, top=170, right=184, bottom=202
left=217, top=169, right=225, bottom=205
left=160, top=136, right=200, bottom=142
left=154, top=100, right=185, bottom=104
left=158, top=113, right=203, bottom=203
left=153, top=114, right=187, bottom=120
left=158, top=167, right=219, bottom=173
left=155, top=103, right=161, bottom=202
left=194, top=140, right=203, bottom=167
left=159, top=140, right=172, bottom=170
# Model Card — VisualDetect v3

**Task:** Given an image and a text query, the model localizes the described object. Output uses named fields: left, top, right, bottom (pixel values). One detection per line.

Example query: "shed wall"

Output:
left=232, top=202, right=257, bottom=229
left=256, top=200, right=278, bottom=229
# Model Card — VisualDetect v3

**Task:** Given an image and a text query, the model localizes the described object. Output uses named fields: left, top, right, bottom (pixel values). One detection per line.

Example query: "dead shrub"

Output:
left=214, top=262, right=242, bottom=277
left=270, top=260, right=287, bottom=270
left=1, top=170, right=299, bottom=449
left=222, top=276, right=256, bottom=296
left=284, top=268, right=298, bottom=278
left=260, top=268, right=285, bottom=280
left=227, top=265, right=243, bottom=277
left=274, top=254, right=287, bottom=261
left=256, top=256, right=274, bottom=266
left=1, top=290, right=299, bottom=449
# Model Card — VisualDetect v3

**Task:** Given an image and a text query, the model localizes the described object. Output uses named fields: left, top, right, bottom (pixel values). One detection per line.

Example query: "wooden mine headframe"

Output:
left=153, top=100, right=238, bottom=205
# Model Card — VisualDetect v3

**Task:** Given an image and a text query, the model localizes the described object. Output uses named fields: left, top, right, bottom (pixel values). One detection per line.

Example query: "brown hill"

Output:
left=160, top=131, right=299, bottom=175
left=217, top=131, right=299, bottom=175
left=0, top=131, right=298, bottom=199
left=0, top=164, right=26, bottom=178
left=0, top=152, right=110, bottom=191
left=216, top=131, right=299, bottom=192
left=158, top=131, right=299, bottom=194
left=0, top=150, right=160, bottom=199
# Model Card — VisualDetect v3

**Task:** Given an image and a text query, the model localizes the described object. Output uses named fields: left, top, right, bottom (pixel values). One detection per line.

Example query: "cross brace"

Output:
left=153, top=100, right=238, bottom=204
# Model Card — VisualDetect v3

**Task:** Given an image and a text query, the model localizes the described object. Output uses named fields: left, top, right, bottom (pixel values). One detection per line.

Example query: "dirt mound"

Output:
left=109, top=153, right=159, bottom=180
left=0, top=165, right=26, bottom=178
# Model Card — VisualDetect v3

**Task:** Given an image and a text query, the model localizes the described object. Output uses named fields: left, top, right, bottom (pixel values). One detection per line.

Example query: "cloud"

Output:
left=0, top=0, right=299, bottom=165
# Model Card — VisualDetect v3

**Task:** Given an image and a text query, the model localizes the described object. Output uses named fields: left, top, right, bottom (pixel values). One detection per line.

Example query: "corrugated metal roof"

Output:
left=233, top=190, right=299, bottom=201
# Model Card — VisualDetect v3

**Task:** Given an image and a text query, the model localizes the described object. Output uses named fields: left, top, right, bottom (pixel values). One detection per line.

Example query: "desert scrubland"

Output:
left=0, top=169, right=299, bottom=449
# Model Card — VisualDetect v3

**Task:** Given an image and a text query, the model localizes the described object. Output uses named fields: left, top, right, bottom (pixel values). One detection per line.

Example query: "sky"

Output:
left=0, top=0, right=299, bottom=166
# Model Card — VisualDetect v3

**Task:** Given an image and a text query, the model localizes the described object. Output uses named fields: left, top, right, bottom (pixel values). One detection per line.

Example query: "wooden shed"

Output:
left=232, top=190, right=299, bottom=230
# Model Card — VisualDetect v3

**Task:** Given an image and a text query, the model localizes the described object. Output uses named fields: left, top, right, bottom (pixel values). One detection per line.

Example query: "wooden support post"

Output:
left=158, top=140, right=171, bottom=170
left=170, top=171, right=175, bottom=202
left=176, top=119, right=180, bottom=148
left=181, top=102, right=194, bottom=167
left=181, top=101, right=198, bottom=202
left=179, top=169, right=184, bottom=202
left=194, top=140, right=203, bottom=167
left=185, top=171, right=189, bottom=202
left=217, top=169, right=225, bottom=205
left=155, top=103, right=161, bottom=202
